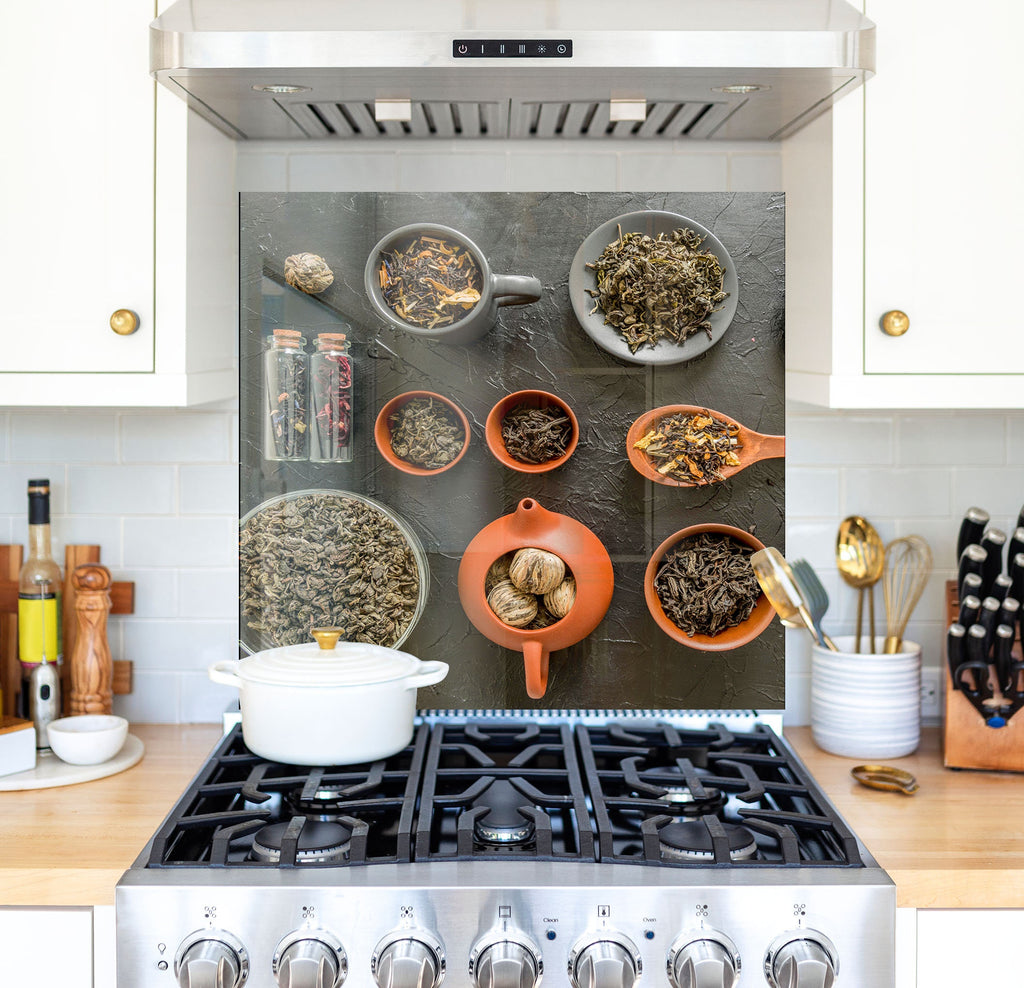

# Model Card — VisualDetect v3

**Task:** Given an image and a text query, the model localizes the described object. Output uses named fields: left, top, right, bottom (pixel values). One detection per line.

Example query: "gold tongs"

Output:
left=850, top=764, right=919, bottom=795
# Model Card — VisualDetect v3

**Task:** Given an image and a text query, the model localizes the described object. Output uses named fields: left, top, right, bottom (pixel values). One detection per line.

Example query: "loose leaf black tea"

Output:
left=388, top=397, right=465, bottom=469
left=586, top=225, right=728, bottom=353
left=634, top=410, right=741, bottom=485
left=378, top=234, right=482, bottom=329
left=240, top=492, right=422, bottom=649
left=501, top=403, right=572, bottom=464
left=654, top=532, right=761, bottom=637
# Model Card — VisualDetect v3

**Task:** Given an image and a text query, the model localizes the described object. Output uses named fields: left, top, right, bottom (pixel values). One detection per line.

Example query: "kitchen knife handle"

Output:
left=978, top=596, right=1002, bottom=650
left=1010, top=553, right=1024, bottom=605
left=958, top=594, right=982, bottom=629
left=997, top=596, right=1020, bottom=632
left=990, top=574, right=1014, bottom=603
left=958, top=545, right=988, bottom=599
left=957, top=507, right=990, bottom=562
left=946, top=623, right=966, bottom=690
left=994, top=624, right=1016, bottom=695
left=1008, top=527, right=1024, bottom=570
left=980, top=529, right=1008, bottom=588
left=965, top=623, right=993, bottom=698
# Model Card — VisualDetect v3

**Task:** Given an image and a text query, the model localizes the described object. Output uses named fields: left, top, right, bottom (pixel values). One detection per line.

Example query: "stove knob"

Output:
left=372, top=932, right=445, bottom=988
left=668, top=932, right=740, bottom=988
left=568, top=935, right=641, bottom=988
left=174, top=930, right=248, bottom=988
left=471, top=936, right=543, bottom=988
left=764, top=931, right=838, bottom=988
left=274, top=932, right=347, bottom=988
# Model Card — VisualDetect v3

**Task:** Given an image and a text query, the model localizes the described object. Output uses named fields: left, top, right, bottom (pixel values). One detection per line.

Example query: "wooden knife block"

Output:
left=943, top=580, right=1024, bottom=771
left=0, top=544, right=134, bottom=718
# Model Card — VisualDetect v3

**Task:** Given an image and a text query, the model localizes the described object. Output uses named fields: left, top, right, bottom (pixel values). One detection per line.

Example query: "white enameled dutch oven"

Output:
left=209, top=628, right=448, bottom=765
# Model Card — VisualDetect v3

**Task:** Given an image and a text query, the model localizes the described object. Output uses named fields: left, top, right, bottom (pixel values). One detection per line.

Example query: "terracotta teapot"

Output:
left=458, top=497, right=614, bottom=698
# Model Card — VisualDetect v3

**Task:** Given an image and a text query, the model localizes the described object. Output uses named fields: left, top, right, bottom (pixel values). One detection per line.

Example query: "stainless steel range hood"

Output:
left=151, top=0, right=874, bottom=142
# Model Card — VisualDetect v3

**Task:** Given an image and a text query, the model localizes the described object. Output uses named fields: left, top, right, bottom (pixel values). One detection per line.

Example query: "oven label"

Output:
left=452, top=39, right=572, bottom=58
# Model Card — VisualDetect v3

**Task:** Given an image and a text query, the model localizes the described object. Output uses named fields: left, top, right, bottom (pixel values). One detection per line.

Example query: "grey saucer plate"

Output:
left=568, top=210, right=739, bottom=366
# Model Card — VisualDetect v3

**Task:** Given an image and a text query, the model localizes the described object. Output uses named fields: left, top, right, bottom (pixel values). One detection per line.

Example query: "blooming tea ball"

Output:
left=285, top=252, right=335, bottom=294
left=486, top=579, right=538, bottom=628
left=508, top=547, right=565, bottom=595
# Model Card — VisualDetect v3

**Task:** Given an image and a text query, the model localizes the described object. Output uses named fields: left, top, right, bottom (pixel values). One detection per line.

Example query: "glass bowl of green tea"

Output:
left=626, top=404, right=785, bottom=487
left=485, top=390, right=579, bottom=474
left=375, top=390, right=470, bottom=476
left=644, top=523, right=774, bottom=651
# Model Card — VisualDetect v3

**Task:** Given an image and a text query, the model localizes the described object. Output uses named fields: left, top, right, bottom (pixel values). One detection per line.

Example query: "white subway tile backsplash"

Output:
left=117, top=568, right=179, bottom=619
left=508, top=152, right=617, bottom=191
left=787, top=415, right=893, bottom=466
left=1008, top=416, right=1024, bottom=464
left=0, top=464, right=67, bottom=515
left=617, top=153, right=728, bottom=191
left=784, top=468, right=840, bottom=517
left=289, top=152, right=399, bottom=191
left=181, top=465, right=238, bottom=515
left=843, top=468, right=951, bottom=518
left=120, top=412, right=231, bottom=463
left=898, top=413, right=1006, bottom=466
left=950, top=468, right=1024, bottom=523
left=122, top=619, right=237, bottom=671
left=36, top=516, right=124, bottom=568
left=124, top=518, right=236, bottom=568
left=784, top=521, right=840, bottom=570
left=179, top=671, right=240, bottom=723
left=729, top=153, right=783, bottom=191
left=68, top=465, right=176, bottom=515
left=10, top=412, right=116, bottom=463
left=178, top=569, right=238, bottom=619
left=113, top=670, right=181, bottom=724
left=0, top=412, right=8, bottom=460
left=397, top=153, right=508, bottom=191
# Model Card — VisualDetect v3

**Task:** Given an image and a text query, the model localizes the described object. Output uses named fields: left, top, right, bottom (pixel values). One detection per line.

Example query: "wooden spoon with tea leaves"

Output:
left=626, top=404, right=785, bottom=487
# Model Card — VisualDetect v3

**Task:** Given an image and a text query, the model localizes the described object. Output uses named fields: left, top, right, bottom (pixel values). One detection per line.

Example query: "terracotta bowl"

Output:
left=374, top=391, right=470, bottom=476
left=485, top=390, right=579, bottom=474
left=644, top=523, right=774, bottom=651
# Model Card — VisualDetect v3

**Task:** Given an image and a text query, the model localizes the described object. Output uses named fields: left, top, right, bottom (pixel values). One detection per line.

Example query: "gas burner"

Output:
left=285, top=785, right=353, bottom=820
left=656, top=785, right=727, bottom=818
left=250, top=820, right=352, bottom=864
left=471, top=780, right=536, bottom=845
left=657, top=821, right=757, bottom=863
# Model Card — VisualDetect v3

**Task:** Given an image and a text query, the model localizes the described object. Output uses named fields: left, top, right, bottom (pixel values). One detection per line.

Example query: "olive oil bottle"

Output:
left=18, top=479, right=62, bottom=718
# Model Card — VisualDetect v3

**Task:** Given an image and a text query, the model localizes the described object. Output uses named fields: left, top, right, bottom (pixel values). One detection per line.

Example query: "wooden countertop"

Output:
left=1, top=725, right=1020, bottom=909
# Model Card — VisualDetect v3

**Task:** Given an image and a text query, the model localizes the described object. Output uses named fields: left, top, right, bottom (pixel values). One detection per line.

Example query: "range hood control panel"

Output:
left=452, top=40, right=573, bottom=58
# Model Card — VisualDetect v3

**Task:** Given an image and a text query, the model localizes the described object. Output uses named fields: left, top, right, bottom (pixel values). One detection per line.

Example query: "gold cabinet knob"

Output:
left=880, top=310, right=910, bottom=337
left=109, top=309, right=140, bottom=336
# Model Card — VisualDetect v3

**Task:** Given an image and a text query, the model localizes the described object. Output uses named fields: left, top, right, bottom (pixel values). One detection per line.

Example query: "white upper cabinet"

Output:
left=784, top=0, right=1024, bottom=408
left=0, top=0, right=236, bottom=407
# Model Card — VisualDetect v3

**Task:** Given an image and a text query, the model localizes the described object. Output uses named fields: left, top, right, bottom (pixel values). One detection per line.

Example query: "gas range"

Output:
left=116, top=716, right=895, bottom=988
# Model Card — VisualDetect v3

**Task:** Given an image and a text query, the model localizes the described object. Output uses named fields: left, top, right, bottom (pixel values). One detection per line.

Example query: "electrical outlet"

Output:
left=920, top=667, right=942, bottom=720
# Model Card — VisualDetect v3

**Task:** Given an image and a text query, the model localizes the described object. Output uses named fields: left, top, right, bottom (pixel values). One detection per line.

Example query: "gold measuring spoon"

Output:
left=750, top=547, right=839, bottom=651
left=851, top=765, right=919, bottom=795
left=836, top=516, right=886, bottom=653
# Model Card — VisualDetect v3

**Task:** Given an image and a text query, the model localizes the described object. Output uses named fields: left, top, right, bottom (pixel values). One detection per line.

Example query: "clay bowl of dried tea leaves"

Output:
left=568, top=210, right=739, bottom=366
left=239, top=489, right=429, bottom=654
left=375, top=390, right=470, bottom=476
left=485, top=390, right=579, bottom=474
left=644, top=523, right=774, bottom=651
left=627, top=404, right=785, bottom=488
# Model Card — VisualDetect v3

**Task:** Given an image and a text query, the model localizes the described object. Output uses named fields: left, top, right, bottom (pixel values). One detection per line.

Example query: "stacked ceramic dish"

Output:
left=810, top=635, right=922, bottom=758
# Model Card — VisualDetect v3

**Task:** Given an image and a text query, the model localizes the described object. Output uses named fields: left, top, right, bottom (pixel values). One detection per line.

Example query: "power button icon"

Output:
left=458, top=44, right=468, bottom=54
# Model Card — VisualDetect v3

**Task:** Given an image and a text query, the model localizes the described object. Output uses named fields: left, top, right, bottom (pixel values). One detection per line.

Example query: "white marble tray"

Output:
left=0, top=733, right=144, bottom=791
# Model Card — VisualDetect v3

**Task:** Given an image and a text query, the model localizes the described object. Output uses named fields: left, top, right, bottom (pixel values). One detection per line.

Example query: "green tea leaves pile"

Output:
left=387, top=397, right=465, bottom=469
left=586, top=225, right=728, bottom=353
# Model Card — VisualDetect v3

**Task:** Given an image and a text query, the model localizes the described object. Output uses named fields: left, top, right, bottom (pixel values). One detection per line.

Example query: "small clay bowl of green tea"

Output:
left=485, top=390, right=579, bottom=474
left=644, top=523, right=773, bottom=651
left=627, top=404, right=785, bottom=488
left=374, top=390, right=470, bottom=476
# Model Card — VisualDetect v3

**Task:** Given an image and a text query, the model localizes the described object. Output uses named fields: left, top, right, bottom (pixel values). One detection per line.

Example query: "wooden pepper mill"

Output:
left=69, top=564, right=113, bottom=715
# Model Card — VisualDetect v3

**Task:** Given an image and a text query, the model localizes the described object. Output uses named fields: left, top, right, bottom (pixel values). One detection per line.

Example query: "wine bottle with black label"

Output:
left=18, top=479, right=62, bottom=717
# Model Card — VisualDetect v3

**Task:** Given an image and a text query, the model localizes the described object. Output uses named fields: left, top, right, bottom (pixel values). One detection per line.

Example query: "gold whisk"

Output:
left=882, top=535, right=933, bottom=654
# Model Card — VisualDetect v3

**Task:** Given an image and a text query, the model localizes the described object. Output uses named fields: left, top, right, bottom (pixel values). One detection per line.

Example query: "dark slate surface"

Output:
left=239, top=191, right=786, bottom=712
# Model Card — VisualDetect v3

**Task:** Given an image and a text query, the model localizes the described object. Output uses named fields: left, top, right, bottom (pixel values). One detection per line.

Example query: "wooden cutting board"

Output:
left=0, top=734, right=143, bottom=791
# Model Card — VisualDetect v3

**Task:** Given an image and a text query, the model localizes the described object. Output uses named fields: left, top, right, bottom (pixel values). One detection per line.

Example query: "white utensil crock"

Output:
left=209, top=637, right=448, bottom=765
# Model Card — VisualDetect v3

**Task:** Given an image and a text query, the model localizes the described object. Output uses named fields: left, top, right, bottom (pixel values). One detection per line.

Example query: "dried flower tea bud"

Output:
left=485, top=552, right=515, bottom=595
left=285, top=252, right=335, bottom=294
left=509, top=547, right=565, bottom=595
left=543, top=575, right=576, bottom=619
left=525, top=605, right=559, bottom=630
left=487, top=579, right=538, bottom=628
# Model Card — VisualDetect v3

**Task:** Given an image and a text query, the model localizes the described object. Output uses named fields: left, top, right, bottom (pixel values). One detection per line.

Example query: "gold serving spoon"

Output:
left=836, top=516, right=886, bottom=653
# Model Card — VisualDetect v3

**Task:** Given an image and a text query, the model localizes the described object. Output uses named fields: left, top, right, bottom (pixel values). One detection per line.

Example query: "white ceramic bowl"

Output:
left=47, top=715, right=128, bottom=765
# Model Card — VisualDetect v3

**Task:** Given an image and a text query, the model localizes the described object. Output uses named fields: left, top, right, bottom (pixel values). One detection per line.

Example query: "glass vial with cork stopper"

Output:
left=263, top=328, right=309, bottom=460
left=310, top=332, right=354, bottom=463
